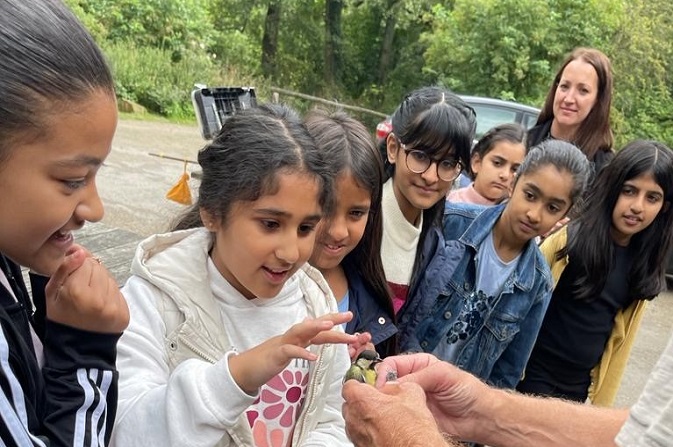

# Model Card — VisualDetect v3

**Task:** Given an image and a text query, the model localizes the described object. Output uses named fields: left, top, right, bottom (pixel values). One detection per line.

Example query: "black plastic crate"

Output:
left=191, top=86, right=257, bottom=140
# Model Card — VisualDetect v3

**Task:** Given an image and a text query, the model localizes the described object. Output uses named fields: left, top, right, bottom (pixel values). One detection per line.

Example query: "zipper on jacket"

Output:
left=292, top=344, right=326, bottom=445
left=180, top=337, right=219, bottom=364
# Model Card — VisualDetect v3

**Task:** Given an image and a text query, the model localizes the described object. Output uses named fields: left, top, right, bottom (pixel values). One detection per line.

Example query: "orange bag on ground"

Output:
left=166, top=161, right=192, bottom=205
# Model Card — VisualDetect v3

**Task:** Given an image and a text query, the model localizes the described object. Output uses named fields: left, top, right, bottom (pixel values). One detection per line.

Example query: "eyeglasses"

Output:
left=401, top=146, right=463, bottom=182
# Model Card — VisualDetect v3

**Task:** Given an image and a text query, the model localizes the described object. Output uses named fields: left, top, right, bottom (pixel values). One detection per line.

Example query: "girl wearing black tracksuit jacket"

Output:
left=0, top=257, right=120, bottom=446
left=0, top=1, right=129, bottom=445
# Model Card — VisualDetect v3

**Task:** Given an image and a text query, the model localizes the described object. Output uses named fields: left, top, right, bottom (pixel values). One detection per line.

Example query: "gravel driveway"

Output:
left=97, top=118, right=206, bottom=236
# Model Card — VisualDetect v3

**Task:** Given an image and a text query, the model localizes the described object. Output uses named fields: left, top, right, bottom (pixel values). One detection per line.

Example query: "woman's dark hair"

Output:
left=0, top=0, right=115, bottom=159
left=467, top=123, right=527, bottom=180
left=561, top=140, right=673, bottom=301
left=173, top=103, right=333, bottom=230
left=305, top=109, right=397, bottom=356
left=381, top=86, right=476, bottom=289
left=536, top=47, right=614, bottom=162
left=515, top=139, right=591, bottom=210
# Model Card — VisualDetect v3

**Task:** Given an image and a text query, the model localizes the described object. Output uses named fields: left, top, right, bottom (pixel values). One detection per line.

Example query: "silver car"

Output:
left=375, top=95, right=540, bottom=142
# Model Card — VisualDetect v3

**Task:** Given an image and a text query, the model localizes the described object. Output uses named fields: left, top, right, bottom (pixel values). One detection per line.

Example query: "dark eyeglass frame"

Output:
left=398, top=140, right=463, bottom=182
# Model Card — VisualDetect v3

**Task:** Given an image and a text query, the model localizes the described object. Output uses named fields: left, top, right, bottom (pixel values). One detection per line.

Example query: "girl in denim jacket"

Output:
left=305, top=110, right=397, bottom=359
left=398, top=140, right=591, bottom=389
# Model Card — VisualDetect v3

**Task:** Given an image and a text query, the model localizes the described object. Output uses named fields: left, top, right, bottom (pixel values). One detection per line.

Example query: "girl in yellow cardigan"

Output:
left=517, top=140, right=673, bottom=406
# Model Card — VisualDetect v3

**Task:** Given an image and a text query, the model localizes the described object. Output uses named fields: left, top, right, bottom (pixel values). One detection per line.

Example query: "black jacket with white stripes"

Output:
left=0, top=255, right=121, bottom=446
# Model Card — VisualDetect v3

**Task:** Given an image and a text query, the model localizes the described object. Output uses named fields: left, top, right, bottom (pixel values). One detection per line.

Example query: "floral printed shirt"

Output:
left=247, top=358, right=310, bottom=447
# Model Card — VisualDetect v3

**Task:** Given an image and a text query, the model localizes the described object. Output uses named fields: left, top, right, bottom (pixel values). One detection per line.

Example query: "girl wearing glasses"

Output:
left=398, top=140, right=591, bottom=389
left=381, top=86, right=476, bottom=315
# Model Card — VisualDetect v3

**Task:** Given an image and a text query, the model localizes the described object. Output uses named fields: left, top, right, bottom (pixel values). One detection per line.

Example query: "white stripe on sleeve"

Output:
left=0, top=328, right=46, bottom=447
left=74, top=368, right=96, bottom=447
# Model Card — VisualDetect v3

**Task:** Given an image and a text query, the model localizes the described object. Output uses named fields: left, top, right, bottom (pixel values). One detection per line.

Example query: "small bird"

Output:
left=343, top=350, right=381, bottom=385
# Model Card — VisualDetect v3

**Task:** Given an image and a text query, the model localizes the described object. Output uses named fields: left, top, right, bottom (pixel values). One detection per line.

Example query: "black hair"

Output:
left=0, top=0, right=115, bottom=159
left=305, top=109, right=397, bottom=357
left=515, top=139, right=591, bottom=210
left=383, top=86, right=476, bottom=174
left=467, top=123, right=527, bottom=180
left=380, top=86, right=476, bottom=289
left=173, top=103, right=333, bottom=230
left=561, top=140, right=673, bottom=301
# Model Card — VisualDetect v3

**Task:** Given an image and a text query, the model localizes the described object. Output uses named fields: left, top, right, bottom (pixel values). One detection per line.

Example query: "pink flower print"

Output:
left=247, top=410, right=259, bottom=427
left=261, top=370, right=308, bottom=428
left=252, top=419, right=285, bottom=447
left=246, top=396, right=262, bottom=427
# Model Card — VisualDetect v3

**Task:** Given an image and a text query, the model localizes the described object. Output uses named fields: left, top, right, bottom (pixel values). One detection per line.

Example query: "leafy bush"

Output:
left=70, top=0, right=215, bottom=61
left=104, top=42, right=260, bottom=119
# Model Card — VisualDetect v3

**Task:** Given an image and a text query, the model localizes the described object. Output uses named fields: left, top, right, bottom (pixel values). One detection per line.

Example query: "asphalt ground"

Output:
left=97, top=118, right=673, bottom=408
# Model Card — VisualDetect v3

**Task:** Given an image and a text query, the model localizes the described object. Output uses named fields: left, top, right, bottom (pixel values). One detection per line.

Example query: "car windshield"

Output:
left=471, top=105, right=519, bottom=138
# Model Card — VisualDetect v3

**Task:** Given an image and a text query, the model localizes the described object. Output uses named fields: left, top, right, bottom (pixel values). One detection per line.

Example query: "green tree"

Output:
left=262, top=0, right=282, bottom=80
left=324, top=0, right=344, bottom=90
left=607, top=0, right=673, bottom=147
left=341, top=0, right=437, bottom=111
left=72, top=0, right=215, bottom=61
left=422, top=0, right=621, bottom=105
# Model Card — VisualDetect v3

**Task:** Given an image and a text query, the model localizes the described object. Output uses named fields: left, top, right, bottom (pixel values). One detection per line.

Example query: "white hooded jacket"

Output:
left=111, top=228, right=352, bottom=447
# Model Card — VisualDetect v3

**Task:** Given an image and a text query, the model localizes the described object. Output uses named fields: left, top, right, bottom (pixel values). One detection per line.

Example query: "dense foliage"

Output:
left=65, top=0, right=672, bottom=146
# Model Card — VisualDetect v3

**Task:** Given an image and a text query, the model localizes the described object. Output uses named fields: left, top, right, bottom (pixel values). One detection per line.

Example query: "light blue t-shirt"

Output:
left=475, top=230, right=519, bottom=298
left=338, top=291, right=350, bottom=330
left=435, top=231, right=520, bottom=362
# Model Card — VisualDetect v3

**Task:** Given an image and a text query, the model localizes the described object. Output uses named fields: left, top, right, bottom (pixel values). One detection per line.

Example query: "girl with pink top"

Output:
left=449, top=123, right=527, bottom=205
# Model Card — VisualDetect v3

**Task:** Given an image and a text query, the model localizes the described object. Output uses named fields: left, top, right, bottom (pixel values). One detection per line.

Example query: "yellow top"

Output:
left=539, top=226, right=648, bottom=407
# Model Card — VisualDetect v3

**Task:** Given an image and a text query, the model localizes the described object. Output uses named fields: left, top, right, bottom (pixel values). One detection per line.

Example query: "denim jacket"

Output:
left=398, top=203, right=553, bottom=389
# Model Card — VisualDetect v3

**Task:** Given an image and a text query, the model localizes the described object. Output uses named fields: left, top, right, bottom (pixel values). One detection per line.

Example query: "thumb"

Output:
left=342, top=378, right=379, bottom=402
left=45, top=245, right=87, bottom=298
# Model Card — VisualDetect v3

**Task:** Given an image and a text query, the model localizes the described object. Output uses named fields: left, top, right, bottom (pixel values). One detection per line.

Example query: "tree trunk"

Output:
left=378, top=2, right=398, bottom=85
left=261, top=0, right=281, bottom=80
left=325, top=0, right=344, bottom=89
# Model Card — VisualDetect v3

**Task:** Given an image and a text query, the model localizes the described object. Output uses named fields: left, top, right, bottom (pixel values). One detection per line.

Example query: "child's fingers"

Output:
left=44, top=245, right=88, bottom=299
left=46, top=252, right=129, bottom=333
left=277, top=345, right=318, bottom=362
left=309, top=330, right=357, bottom=346
left=284, top=314, right=357, bottom=347
left=356, top=332, right=373, bottom=344
left=315, top=311, right=353, bottom=326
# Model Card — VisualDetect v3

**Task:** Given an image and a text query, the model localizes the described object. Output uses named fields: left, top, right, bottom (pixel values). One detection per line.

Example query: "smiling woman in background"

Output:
left=528, top=47, right=614, bottom=175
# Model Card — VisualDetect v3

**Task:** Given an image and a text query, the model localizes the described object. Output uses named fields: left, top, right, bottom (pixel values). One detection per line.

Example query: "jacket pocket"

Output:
left=484, top=311, right=521, bottom=342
